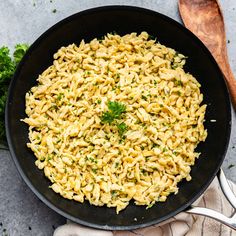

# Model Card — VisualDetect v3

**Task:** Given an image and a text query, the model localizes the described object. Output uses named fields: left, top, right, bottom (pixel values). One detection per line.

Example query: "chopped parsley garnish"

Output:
left=110, top=31, right=117, bottom=35
left=141, top=95, right=147, bottom=101
left=115, top=73, right=120, bottom=79
left=114, top=73, right=121, bottom=82
left=101, top=101, right=126, bottom=124
left=117, top=122, right=127, bottom=138
left=228, top=164, right=235, bottom=169
left=152, top=143, right=158, bottom=148
left=141, top=169, right=147, bottom=176
left=84, top=70, right=91, bottom=76
left=163, top=147, right=168, bottom=152
left=174, top=79, right=183, bottom=87
left=146, top=203, right=154, bottom=209
left=101, top=101, right=128, bottom=139
left=98, top=36, right=105, bottom=43
left=148, top=34, right=156, bottom=41
left=56, top=93, right=64, bottom=101
left=111, top=190, right=117, bottom=197
left=86, top=156, right=98, bottom=164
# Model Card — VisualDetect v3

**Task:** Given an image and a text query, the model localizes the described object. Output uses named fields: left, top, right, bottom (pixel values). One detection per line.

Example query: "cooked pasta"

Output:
left=23, top=32, right=207, bottom=213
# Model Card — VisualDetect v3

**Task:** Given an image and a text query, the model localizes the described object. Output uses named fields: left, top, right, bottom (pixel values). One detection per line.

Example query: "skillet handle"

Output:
left=186, top=169, right=236, bottom=230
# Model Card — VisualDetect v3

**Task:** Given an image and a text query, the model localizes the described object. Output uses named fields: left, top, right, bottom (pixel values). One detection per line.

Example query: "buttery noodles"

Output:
left=23, top=32, right=207, bottom=213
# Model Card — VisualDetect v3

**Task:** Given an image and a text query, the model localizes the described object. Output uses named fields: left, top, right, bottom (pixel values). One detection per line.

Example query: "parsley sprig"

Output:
left=0, top=44, right=29, bottom=142
left=101, top=101, right=128, bottom=138
left=117, top=122, right=128, bottom=138
left=101, top=101, right=126, bottom=124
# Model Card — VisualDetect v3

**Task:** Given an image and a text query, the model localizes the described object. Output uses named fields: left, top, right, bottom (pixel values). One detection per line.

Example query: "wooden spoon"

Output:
left=178, top=0, right=236, bottom=108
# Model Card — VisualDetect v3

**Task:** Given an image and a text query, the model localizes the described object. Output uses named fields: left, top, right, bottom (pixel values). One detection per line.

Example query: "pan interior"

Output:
left=6, top=6, right=231, bottom=230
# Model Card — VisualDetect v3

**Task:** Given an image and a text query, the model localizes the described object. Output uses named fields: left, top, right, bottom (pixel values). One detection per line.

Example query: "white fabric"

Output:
left=54, top=178, right=236, bottom=236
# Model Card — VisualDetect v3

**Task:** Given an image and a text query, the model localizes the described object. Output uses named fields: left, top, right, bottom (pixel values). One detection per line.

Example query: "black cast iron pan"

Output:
left=5, top=6, right=232, bottom=230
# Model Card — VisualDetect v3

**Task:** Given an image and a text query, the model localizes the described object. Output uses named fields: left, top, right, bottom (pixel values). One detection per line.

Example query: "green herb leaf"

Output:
left=101, top=101, right=126, bottom=124
left=0, top=44, right=28, bottom=142
left=86, top=156, right=98, bottom=164
left=56, top=93, right=64, bottom=101
left=100, top=111, right=114, bottom=124
left=141, top=95, right=147, bottom=101
left=163, top=147, right=168, bottom=152
left=13, top=44, right=29, bottom=65
left=174, top=79, right=183, bottom=87
left=228, top=164, right=235, bottom=169
left=146, top=203, right=154, bottom=209
left=148, top=35, right=156, bottom=41
left=117, top=122, right=127, bottom=137
left=0, top=47, right=15, bottom=83
left=110, top=31, right=117, bottom=35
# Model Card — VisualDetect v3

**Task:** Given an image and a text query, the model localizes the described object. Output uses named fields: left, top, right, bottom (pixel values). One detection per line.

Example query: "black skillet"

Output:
left=5, top=6, right=233, bottom=230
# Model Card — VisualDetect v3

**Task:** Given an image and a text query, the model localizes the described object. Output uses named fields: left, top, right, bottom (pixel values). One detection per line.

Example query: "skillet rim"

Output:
left=5, top=5, right=232, bottom=230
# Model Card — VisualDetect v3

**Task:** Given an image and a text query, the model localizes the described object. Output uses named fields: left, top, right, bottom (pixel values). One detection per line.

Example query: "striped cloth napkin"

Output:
left=54, top=177, right=236, bottom=236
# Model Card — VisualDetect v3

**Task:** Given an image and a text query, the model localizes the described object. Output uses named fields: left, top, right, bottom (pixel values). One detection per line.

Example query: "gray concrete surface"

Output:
left=0, top=0, right=235, bottom=235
